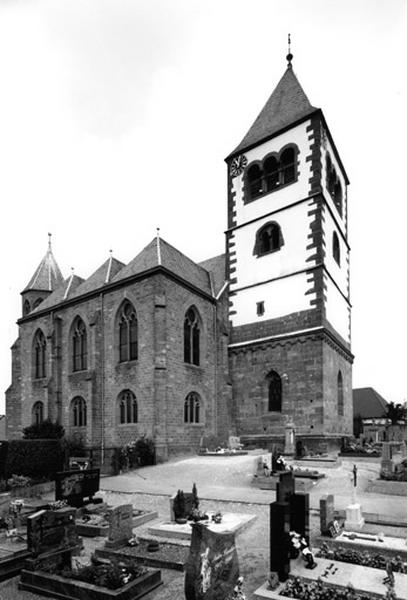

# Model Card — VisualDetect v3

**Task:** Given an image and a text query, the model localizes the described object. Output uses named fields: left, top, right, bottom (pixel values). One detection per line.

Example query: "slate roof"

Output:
left=198, top=254, right=226, bottom=296
left=228, top=66, right=318, bottom=158
left=71, top=256, right=125, bottom=299
left=112, top=237, right=213, bottom=295
left=31, top=274, right=85, bottom=313
left=23, top=242, right=64, bottom=292
left=353, top=387, right=388, bottom=419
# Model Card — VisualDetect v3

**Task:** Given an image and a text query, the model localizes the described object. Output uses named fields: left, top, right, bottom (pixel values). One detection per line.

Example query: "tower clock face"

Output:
left=230, top=154, right=247, bottom=178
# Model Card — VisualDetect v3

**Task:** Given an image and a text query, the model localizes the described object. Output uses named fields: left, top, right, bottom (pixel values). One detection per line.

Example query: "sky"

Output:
left=0, top=0, right=406, bottom=412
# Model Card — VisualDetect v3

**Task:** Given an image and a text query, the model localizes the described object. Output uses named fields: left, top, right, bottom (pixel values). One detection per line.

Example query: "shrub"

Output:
left=23, top=419, right=65, bottom=440
left=5, top=439, right=65, bottom=480
left=7, top=474, right=32, bottom=488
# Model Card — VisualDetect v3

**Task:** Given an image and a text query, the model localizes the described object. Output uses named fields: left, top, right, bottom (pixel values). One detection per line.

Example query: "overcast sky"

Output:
left=1, top=0, right=406, bottom=412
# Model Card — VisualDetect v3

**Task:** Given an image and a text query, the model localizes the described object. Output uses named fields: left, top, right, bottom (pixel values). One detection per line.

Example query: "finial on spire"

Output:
left=156, top=228, right=161, bottom=265
left=156, top=227, right=160, bottom=239
left=48, top=232, right=52, bottom=251
left=286, top=33, right=293, bottom=68
left=109, top=249, right=113, bottom=257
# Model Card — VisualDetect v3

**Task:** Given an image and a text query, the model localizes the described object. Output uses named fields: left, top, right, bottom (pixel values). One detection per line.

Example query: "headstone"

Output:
left=227, top=436, right=243, bottom=451
left=345, top=502, right=365, bottom=531
left=320, top=494, right=335, bottom=536
left=55, top=468, right=100, bottom=507
left=289, top=492, right=309, bottom=543
left=269, top=502, right=290, bottom=582
left=27, top=507, right=78, bottom=557
left=295, top=440, right=306, bottom=459
left=105, top=504, right=133, bottom=548
left=381, top=442, right=394, bottom=475
left=276, top=471, right=295, bottom=503
left=185, top=522, right=239, bottom=600
left=170, top=487, right=198, bottom=521
left=284, top=423, right=295, bottom=456
left=401, top=442, right=407, bottom=459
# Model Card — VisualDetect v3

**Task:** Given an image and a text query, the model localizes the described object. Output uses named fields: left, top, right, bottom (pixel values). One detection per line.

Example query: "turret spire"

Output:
left=23, top=234, right=64, bottom=293
left=286, top=33, right=293, bottom=69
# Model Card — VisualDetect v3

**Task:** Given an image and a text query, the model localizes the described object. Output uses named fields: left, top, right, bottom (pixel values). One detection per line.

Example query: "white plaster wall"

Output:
left=321, top=132, right=347, bottom=234
left=231, top=120, right=313, bottom=225
left=325, top=276, right=350, bottom=343
left=230, top=272, right=314, bottom=327
left=323, top=207, right=349, bottom=297
left=231, top=201, right=315, bottom=290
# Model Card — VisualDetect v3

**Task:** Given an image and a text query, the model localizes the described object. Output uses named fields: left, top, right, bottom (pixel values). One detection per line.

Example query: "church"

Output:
left=6, top=51, right=353, bottom=466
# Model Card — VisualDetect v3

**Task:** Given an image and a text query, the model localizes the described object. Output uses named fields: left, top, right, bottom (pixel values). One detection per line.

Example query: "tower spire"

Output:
left=286, top=33, right=293, bottom=69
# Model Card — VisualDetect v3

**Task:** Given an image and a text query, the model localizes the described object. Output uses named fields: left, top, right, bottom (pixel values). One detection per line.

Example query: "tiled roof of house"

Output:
left=228, top=66, right=318, bottom=158
left=198, top=254, right=226, bottom=296
left=112, top=237, right=213, bottom=295
left=23, top=236, right=64, bottom=292
left=353, top=387, right=388, bottom=419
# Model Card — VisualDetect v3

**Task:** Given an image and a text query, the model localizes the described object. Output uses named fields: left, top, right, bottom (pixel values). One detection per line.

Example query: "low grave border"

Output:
left=76, top=510, right=158, bottom=537
left=315, top=534, right=407, bottom=562
left=95, top=541, right=188, bottom=572
left=0, top=549, right=32, bottom=582
left=367, top=479, right=407, bottom=496
left=19, top=567, right=162, bottom=600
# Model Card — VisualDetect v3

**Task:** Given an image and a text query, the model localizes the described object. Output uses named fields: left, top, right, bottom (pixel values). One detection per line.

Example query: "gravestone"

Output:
left=320, top=494, right=335, bottom=536
left=184, top=522, right=239, bottom=600
left=290, top=492, right=309, bottom=543
left=295, top=439, right=306, bottom=459
left=284, top=423, right=295, bottom=456
left=276, top=471, right=295, bottom=503
left=269, top=502, right=290, bottom=583
left=402, top=441, right=407, bottom=459
left=381, top=442, right=394, bottom=475
left=170, top=485, right=199, bottom=521
left=27, top=507, right=78, bottom=557
left=55, top=468, right=100, bottom=507
left=227, top=436, right=243, bottom=451
left=105, top=504, right=133, bottom=548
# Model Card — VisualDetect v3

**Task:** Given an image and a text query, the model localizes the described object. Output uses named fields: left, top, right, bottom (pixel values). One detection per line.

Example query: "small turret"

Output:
left=21, top=233, right=64, bottom=316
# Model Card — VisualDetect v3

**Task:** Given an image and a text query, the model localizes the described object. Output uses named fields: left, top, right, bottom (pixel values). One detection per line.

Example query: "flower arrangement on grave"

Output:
left=226, top=576, right=246, bottom=600
left=317, top=542, right=407, bottom=573
left=189, top=508, right=209, bottom=522
left=280, top=577, right=372, bottom=600
left=47, top=500, right=68, bottom=510
left=211, top=510, right=222, bottom=524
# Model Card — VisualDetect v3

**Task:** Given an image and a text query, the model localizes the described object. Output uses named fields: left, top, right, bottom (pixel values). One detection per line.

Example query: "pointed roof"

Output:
left=198, top=254, right=226, bottom=296
left=353, top=387, right=388, bottom=419
left=112, top=237, right=213, bottom=295
left=31, top=273, right=85, bottom=313
left=23, top=234, right=64, bottom=293
left=228, top=66, right=318, bottom=158
left=71, top=255, right=125, bottom=299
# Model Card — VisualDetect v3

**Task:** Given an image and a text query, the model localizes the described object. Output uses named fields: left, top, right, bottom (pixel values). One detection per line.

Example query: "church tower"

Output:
left=226, top=48, right=353, bottom=449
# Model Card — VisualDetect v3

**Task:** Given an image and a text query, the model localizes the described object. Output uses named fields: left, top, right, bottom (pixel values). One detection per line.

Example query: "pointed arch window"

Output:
left=337, top=371, right=344, bottom=416
left=119, top=302, right=138, bottom=362
left=118, top=390, right=138, bottom=424
left=32, top=401, right=44, bottom=425
left=71, top=396, right=87, bottom=427
left=33, top=298, right=44, bottom=310
left=23, top=300, right=31, bottom=316
left=184, top=307, right=200, bottom=366
left=184, top=392, right=200, bottom=424
left=34, top=330, right=47, bottom=379
left=333, top=231, right=340, bottom=265
left=254, top=222, right=284, bottom=257
left=72, top=317, right=87, bottom=372
left=267, top=370, right=282, bottom=412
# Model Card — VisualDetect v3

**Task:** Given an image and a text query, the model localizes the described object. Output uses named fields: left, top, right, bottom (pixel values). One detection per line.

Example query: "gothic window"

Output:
left=333, top=231, right=340, bottom=265
left=118, top=301, right=138, bottom=362
left=264, top=156, right=279, bottom=192
left=337, top=371, right=344, bottom=416
left=72, top=317, right=87, bottom=372
left=267, top=370, right=282, bottom=412
left=32, top=401, right=44, bottom=425
left=254, top=222, right=284, bottom=257
left=34, top=330, right=47, bottom=379
left=247, top=164, right=263, bottom=198
left=33, top=298, right=43, bottom=309
left=280, top=147, right=296, bottom=184
left=23, top=300, right=30, bottom=316
left=184, top=392, right=200, bottom=424
left=71, top=396, right=87, bottom=427
left=184, top=307, right=200, bottom=366
left=118, top=390, right=138, bottom=424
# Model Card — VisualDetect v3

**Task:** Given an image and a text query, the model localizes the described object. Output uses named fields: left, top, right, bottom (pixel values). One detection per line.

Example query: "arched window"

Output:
left=337, top=371, right=344, bottom=416
left=72, top=317, right=87, bottom=372
left=118, top=302, right=138, bottom=362
left=334, top=181, right=343, bottom=216
left=280, top=147, right=296, bottom=184
left=264, top=156, right=279, bottom=192
left=33, top=298, right=44, bottom=310
left=184, top=307, right=200, bottom=366
left=34, top=330, right=47, bottom=379
left=118, top=390, right=138, bottom=424
left=247, top=164, right=263, bottom=199
left=23, top=300, right=31, bottom=316
left=326, top=152, right=343, bottom=216
left=254, top=222, right=284, bottom=257
left=71, top=397, right=87, bottom=427
left=267, top=370, right=282, bottom=412
left=332, top=232, right=340, bottom=265
left=184, top=392, right=200, bottom=424
left=32, top=401, right=44, bottom=425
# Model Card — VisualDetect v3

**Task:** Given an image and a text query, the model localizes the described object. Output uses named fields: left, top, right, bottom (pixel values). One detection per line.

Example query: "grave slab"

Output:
left=95, top=540, right=189, bottom=571
left=76, top=509, right=158, bottom=537
left=148, top=512, right=256, bottom=541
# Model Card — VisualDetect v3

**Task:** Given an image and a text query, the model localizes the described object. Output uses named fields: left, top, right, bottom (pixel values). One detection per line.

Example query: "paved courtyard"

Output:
left=0, top=451, right=405, bottom=600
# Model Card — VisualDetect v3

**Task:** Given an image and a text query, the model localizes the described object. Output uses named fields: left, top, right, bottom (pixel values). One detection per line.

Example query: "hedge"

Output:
left=5, top=439, right=65, bottom=481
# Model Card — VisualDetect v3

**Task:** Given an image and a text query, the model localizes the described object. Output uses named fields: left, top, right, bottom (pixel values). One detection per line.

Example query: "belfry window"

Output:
left=267, top=370, right=282, bottom=412
left=281, top=147, right=296, bottom=184
left=337, top=371, right=344, bottom=416
left=71, top=397, right=87, bottom=427
left=34, top=330, right=47, bottom=379
left=333, top=231, right=340, bottom=265
left=247, top=164, right=263, bottom=198
left=118, top=390, right=138, bottom=424
left=32, top=401, right=44, bottom=425
left=326, top=153, right=343, bottom=216
left=72, top=317, right=87, bottom=372
left=264, top=156, right=279, bottom=191
left=184, top=392, right=200, bottom=424
left=184, top=307, right=200, bottom=366
left=254, top=222, right=284, bottom=257
left=245, top=144, right=298, bottom=202
left=119, top=302, right=138, bottom=362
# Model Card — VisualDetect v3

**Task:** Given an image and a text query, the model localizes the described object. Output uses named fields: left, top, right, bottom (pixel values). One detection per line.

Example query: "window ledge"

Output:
left=184, top=363, right=203, bottom=371
left=244, top=179, right=297, bottom=205
left=184, top=422, right=204, bottom=427
left=255, top=246, right=282, bottom=259
left=69, top=370, right=93, bottom=381
left=118, top=423, right=139, bottom=427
